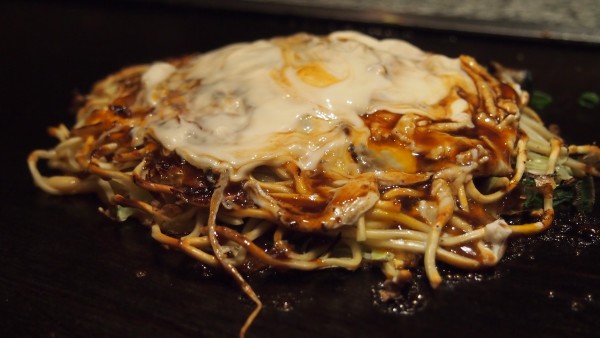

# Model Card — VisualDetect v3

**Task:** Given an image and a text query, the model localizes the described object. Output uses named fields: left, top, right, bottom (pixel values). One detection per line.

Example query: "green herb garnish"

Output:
left=578, top=91, right=600, bottom=109
left=530, top=90, right=553, bottom=111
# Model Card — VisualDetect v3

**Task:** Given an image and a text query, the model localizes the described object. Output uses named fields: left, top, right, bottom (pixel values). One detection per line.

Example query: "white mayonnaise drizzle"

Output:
left=145, top=31, right=475, bottom=180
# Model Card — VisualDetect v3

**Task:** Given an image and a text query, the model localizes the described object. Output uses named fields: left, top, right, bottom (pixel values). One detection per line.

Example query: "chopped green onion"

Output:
left=530, top=90, right=553, bottom=110
left=578, top=91, right=600, bottom=109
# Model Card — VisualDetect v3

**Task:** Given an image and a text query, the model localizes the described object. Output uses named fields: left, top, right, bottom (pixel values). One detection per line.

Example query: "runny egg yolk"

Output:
left=368, top=141, right=417, bottom=173
left=296, top=62, right=341, bottom=88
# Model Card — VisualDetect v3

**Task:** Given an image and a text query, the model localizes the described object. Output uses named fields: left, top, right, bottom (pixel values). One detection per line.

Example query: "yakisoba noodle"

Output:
left=29, top=32, right=600, bottom=336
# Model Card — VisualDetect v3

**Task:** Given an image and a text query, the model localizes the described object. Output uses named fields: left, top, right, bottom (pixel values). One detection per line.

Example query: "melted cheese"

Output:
left=146, top=31, right=476, bottom=180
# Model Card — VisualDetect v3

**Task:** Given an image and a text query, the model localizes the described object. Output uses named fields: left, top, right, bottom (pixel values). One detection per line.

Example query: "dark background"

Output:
left=1, top=1, right=599, bottom=337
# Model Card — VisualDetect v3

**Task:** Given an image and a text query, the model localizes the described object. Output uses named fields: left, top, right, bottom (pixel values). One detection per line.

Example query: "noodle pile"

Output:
left=28, top=32, right=600, bottom=337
